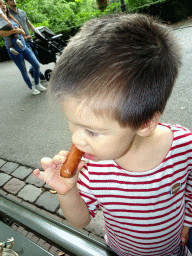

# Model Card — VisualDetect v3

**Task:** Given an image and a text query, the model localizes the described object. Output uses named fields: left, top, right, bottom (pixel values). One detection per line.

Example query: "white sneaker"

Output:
left=31, top=85, right=41, bottom=95
left=35, top=83, right=47, bottom=92
left=10, top=47, right=19, bottom=55
left=16, top=39, right=24, bottom=49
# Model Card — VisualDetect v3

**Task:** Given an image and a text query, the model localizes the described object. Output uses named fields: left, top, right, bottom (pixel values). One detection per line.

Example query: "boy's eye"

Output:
left=86, top=129, right=98, bottom=137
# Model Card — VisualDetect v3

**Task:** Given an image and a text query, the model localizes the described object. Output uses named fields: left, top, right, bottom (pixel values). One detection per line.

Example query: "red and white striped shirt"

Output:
left=77, top=124, right=192, bottom=256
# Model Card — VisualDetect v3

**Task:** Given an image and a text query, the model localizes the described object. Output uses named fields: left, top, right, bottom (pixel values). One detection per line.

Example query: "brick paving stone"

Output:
left=37, top=238, right=46, bottom=247
left=57, top=208, right=64, bottom=217
left=3, top=178, right=25, bottom=194
left=21, top=229, right=28, bottom=237
left=26, top=173, right=45, bottom=187
left=12, top=166, right=33, bottom=180
left=18, top=184, right=42, bottom=203
left=0, top=173, right=11, bottom=186
left=42, top=242, right=51, bottom=251
left=36, top=239, right=51, bottom=251
left=11, top=223, right=19, bottom=231
left=0, top=159, right=6, bottom=168
left=35, top=191, right=60, bottom=213
left=49, top=245, right=58, bottom=255
left=26, top=232, right=34, bottom=240
left=1, top=162, right=19, bottom=174
left=31, top=235, right=39, bottom=243
left=17, top=226, right=25, bottom=234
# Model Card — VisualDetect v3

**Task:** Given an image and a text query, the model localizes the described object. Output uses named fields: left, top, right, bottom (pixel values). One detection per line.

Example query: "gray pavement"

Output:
left=0, top=18, right=192, bottom=255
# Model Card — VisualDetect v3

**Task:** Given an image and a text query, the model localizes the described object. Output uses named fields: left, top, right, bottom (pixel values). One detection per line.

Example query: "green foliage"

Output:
left=0, top=0, right=189, bottom=60
left=0, top=38, right=5, bottom=48
left=11, top=0, right=160, bottom=37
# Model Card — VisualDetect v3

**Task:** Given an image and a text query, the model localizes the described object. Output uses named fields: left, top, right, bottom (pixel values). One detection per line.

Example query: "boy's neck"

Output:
left=115, top=124, right=173, bottom=172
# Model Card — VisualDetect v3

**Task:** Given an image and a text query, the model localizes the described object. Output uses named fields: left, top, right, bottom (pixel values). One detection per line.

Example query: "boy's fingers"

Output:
left=181, top=225, right=190, bottom=245
left=53, top=154, right=66, bottom=165
left=77, top=160, right=86, bottom=172
left=58, top=150, right=68, bottom=157
left=33, top=169, right=45, bottom=181
left=41, top=157, right=56, bottom=169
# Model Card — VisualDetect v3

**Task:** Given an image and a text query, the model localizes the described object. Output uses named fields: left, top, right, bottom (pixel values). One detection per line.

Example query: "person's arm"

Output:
left=33, top=152, right=91, bottom=229
left=58, top=185, right=91, bottom=229
left=0, top=26, right=25, bottom=37
left=0, top=13, right=12, bottom=27
left=27, top=19, right=35, bottom=32
left=0, top=29, right=13, bottom=37
left=0, top=22, right=25, bottom=37
left=22, top=20, right=34, bottom=41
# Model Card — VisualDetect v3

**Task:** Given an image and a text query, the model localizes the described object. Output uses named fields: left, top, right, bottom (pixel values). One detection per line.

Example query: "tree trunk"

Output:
left=96, top=0, right=109, bottom=11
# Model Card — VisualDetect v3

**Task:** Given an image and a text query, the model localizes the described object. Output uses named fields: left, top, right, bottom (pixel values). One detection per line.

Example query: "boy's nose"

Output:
left=72, top=128, right=87, bottom=148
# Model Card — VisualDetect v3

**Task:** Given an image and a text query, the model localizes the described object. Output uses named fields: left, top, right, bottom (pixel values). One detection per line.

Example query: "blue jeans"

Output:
left=9, top=46, right=40, bottom=89
left=25, top=40, right=43, bottom=77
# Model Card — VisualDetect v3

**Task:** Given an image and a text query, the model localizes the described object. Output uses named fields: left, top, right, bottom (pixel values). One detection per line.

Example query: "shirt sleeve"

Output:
left=77, top=165, right=99, bottom=219
left=184, top=131, right=192, bottom=226
left=184, top=170, right=192, bottom=226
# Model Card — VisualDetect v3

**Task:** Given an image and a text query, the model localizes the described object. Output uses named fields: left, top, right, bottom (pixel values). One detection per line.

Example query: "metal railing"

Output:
left=0, top=195, right=116, bottom=256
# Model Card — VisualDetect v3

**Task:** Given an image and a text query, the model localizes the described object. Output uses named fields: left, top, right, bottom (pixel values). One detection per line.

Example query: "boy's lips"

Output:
left=84, top=153, right=98, bottom=161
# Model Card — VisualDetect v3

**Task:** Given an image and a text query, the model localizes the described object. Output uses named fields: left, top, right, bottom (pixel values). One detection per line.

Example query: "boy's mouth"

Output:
left=84, top=153, right=98, bottom=161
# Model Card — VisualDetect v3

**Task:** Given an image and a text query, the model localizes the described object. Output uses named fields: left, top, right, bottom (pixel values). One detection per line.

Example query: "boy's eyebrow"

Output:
left=73, top=122, right=108, bottom=131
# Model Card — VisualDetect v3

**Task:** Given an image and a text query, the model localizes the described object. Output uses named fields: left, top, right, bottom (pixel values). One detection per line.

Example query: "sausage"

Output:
left=60, top=144, right=84, bottom=178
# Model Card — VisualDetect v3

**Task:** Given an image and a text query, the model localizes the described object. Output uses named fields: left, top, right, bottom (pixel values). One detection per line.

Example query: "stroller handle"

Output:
left=50, top=34, right=63, bottom=40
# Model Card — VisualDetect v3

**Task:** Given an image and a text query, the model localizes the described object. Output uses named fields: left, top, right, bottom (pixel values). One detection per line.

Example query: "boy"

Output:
left=0, top=6, right=23, bottom=55
left=33, top=14, right=192, bottom=255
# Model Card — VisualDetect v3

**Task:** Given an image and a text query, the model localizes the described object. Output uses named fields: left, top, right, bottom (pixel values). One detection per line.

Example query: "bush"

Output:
left=0, top=0, right=191, bottom=62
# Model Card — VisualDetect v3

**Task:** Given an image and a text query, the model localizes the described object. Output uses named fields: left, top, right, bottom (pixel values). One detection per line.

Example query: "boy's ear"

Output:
left=137, top=112, right=161, bottom=137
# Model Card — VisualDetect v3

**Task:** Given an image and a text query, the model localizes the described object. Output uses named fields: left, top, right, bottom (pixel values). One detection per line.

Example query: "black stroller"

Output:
left=30, top=26, right=67, bottom=81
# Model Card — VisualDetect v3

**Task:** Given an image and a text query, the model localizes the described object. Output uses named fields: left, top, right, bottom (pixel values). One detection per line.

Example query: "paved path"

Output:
left=0, top=18, right=192, bottom=255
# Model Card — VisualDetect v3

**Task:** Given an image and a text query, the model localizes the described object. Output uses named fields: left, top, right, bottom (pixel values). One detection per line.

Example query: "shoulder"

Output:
left=18, top=9, right=26, bottom=14
left=161, top=123, right=192, bottom=150
left=17, top=9, right=27, bottom=17
left=163, top=123, right=192, bottom=139
left=159, top=123, right=192, bottom=136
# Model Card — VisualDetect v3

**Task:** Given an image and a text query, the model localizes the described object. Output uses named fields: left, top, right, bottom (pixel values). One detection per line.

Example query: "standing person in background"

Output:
left=5, top=0, right=46, bottom=81
left=0, top=0, right=46, bottom=95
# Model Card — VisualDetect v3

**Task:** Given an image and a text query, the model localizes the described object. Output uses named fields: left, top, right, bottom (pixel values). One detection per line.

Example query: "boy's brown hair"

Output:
left=50, top=13, right=181, bottom=129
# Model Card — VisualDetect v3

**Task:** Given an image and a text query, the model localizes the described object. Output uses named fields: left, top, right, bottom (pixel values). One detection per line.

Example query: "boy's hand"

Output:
left=24, top=35, right=32, bottom=40
left=12, top=27, right=21, bottom=34
left=33, top=150, right=85, bottom=195
left=181, top=225, right=190, bottom=245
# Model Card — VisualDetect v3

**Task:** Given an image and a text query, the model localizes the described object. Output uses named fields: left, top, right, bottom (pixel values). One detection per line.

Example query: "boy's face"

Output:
left=62, top=98, right=137, bottom=162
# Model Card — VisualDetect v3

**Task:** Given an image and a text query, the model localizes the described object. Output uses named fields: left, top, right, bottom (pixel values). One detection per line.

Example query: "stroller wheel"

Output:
left=45, top=69, right=52, bottom=81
